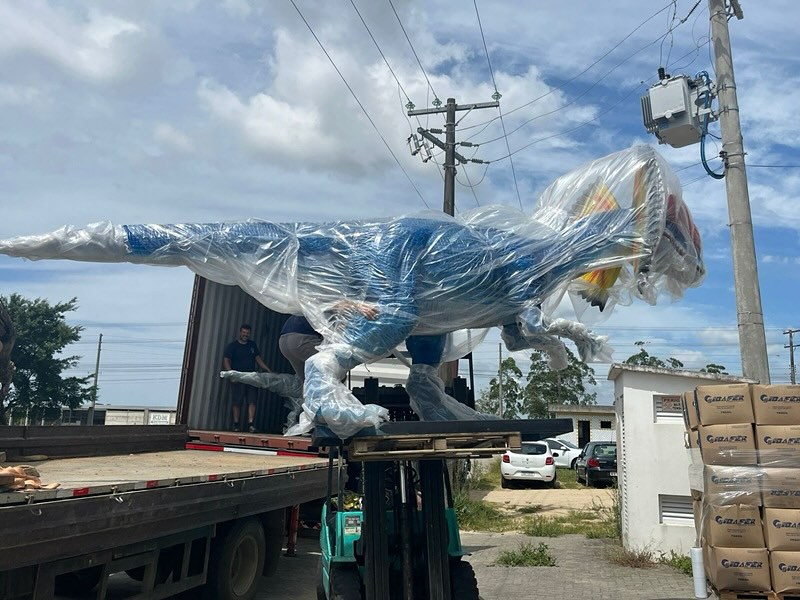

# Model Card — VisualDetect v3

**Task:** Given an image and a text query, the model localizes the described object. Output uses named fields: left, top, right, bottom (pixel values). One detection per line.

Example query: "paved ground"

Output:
left=254, top=531, right=698, bottom=600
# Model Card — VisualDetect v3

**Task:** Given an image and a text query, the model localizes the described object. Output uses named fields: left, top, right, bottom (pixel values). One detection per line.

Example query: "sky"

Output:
left=1, top=0, right=798, bottom=409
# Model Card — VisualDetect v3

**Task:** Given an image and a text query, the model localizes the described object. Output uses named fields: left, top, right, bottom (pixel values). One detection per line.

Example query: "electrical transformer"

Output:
left=641, top=74, right=716, bottom=148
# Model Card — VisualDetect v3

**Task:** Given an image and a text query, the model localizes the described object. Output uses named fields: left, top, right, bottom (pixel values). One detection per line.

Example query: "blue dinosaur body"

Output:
left=0, top=146, right=705, bottom=438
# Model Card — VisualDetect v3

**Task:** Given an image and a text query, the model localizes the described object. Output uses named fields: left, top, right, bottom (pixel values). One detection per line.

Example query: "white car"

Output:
left=500, top=441, right=556, bottom=488
left=544, top=438, right=583, bottom=469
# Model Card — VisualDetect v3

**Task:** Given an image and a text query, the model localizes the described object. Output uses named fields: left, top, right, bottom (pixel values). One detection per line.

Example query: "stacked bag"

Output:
left=684, top=383, right=800, bottom=595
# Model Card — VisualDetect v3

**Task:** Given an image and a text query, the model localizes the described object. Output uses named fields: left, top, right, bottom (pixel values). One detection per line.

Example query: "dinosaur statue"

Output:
left=0, top=145, right=704, bottom=438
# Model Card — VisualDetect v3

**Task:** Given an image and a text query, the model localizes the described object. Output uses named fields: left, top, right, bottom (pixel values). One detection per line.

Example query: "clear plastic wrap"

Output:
left=685, top=383, right=800, bottom=595
left=220, top=370, right=304, bottom=431
left=0, top=145, right=704, bottom=438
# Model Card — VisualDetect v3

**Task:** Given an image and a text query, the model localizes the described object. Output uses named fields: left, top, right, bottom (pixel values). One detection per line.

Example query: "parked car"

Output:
left=544, top=438, right=582, bottom=469
left=500, top=441, right=556, bottom=488
left=575, top=441, right=617, bottom=487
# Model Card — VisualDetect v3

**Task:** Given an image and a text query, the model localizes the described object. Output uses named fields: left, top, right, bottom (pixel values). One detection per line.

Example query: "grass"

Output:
left=453, top=493, right=516, bottom=532
left=470, top=458, right=502, bottom=490
left=521, top=501, right=618, bottom=539
left=606, top=545, right=655, bottom=569
left=494, top=542, right=557, bottom=567
left=555, top=467, right=582, bottom=489
left=516, top=504, right=543, bottom=514
left=659, top=551, right=693, bottom=576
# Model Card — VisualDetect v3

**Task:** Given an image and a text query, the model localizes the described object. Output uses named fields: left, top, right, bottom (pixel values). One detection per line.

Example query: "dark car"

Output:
left=575, top=441, right=617, bottom=487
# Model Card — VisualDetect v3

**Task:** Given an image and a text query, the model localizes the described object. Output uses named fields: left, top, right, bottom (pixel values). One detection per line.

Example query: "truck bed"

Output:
left=0, top=449, right=328, bottom=571
left=1, top=449, right=325, bottom=505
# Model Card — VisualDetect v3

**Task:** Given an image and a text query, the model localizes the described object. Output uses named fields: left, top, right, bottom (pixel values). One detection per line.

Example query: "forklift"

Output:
left=313, top=418, right=572, bottom=600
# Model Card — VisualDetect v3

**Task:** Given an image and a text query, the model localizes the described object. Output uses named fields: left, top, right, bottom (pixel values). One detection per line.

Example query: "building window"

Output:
left=600, top=420, right=612, bottom=429
left=658, top=494, right=694, bottom=524
left=654, top=394, right=683, bottom=423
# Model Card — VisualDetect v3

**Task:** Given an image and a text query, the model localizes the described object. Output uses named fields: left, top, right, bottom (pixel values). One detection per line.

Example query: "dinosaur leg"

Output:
left=288, top=303, right=418, bottom=439
left=405, top=335, right=499, bottom=421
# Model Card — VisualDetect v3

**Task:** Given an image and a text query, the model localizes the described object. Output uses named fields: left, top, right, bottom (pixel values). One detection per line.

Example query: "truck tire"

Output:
left=260, top=508, right=285, bottom=577
left=450, top=560, right=479, bottom=600
left=203, top=517, right=266, bottom=600
left=54, top=566, right=102, bottom=596
left=330, top=565, right=362, bottom=600
left=500, top=476, right=511, bottom=489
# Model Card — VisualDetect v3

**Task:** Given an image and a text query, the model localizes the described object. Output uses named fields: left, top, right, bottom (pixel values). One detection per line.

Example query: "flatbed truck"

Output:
left=0, top=424, right=327, bottom=600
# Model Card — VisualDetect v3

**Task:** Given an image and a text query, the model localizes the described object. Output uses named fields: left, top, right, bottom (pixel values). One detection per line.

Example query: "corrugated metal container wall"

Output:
left=184, top=278, right=294, bottom=433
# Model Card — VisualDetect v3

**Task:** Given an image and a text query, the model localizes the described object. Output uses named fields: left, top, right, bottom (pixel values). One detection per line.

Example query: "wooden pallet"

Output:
left=346, top=431, right=521, bottom=461
left=716, top=590, right=800, bottom=600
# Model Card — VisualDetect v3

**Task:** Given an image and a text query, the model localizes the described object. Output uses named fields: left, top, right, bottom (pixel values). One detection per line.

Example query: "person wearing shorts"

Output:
left=223, top=324, right=271, bottom=432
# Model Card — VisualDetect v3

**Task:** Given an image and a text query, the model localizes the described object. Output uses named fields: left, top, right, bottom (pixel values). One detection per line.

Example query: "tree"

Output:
left=476, top=357, right=526, bottom=419
left=700, top=363, right=728, bottom=374
left=477, top=348, right=597, bottom=419
left=623, top=341, right=684, bottom=369
left=523, top=347, right=597, bottom=418
left=1, top=294, right=93, bottom=424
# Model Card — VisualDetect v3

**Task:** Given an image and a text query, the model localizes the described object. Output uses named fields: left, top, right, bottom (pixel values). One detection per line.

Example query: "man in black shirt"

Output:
left=223, top=324, right=271, bottom=432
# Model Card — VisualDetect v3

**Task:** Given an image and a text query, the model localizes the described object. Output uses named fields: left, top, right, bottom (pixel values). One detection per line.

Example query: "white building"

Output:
left=547, top=404, right=617, bottom=448
left=608, top=363, right=752, bottom=555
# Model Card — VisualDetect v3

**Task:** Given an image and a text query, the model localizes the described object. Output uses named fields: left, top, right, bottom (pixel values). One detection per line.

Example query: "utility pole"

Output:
left=408, top=98, right=498, bottom=216
left=498, top=342, right=503, bottom=418
left=708, top=0, right=770, bottom=383
left=87, top=333, right=102, bottom=425
left=785, top=329, right=799, bottom=384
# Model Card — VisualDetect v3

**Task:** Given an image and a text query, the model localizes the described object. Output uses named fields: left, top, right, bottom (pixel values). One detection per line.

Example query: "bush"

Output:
left=659, top=550, right=693, bottom=576
left=495, top=542, right=557, bottom=567
left=606, top=545, right=655, bottom=568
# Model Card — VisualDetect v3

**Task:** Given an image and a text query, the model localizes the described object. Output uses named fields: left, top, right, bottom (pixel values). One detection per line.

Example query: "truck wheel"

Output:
left=450, top=560, right=479, bottom=600
left=54, top=566, right=102, bottom=596
left=570, top=458, right=577, bottom=470
left=330, top=565, right=362, bottom=600
left=500, top=476, right=510, bottom=489
left=203, top=518, right=266, bottom=600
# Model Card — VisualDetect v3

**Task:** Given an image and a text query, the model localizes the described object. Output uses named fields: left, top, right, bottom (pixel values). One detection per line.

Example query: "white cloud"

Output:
left=0, top=3, right=142, bottom=82
left=153, top=123, right=195, bottom=154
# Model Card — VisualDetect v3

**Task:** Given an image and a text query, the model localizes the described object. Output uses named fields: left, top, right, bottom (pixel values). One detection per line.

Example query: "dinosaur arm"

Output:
left=500, top=306, right=612, bottom=370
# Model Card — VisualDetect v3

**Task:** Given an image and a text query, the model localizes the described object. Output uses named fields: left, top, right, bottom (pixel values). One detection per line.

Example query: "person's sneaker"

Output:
left=232, top=423, right=241, bottom=432
left=248, top=424, right=258, bottom=433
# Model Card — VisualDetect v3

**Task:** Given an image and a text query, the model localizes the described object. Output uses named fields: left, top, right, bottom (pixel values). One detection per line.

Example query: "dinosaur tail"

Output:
left=0, top=220, right=302, bottom=313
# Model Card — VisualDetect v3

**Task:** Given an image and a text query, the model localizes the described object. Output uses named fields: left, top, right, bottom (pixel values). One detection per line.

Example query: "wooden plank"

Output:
left=717, top=590, right=777, bottom=600
left=346, top=431, right=521, bottom=461
left=189, top=430, right=314, bottom=452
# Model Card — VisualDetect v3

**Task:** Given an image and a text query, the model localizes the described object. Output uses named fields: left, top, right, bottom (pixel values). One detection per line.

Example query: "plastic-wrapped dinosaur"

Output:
left=0, top=146, right=704, bottom=438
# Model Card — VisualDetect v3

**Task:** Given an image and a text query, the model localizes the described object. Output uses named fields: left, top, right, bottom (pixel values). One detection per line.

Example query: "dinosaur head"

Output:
left=535, top=145, right=705, bottom=317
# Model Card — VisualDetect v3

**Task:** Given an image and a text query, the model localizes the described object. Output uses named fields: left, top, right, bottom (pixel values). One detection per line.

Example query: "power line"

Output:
left=461, top=2, right=676, bottom=134
left=484, top=78, right=646, bottom=162
left=387, top=0, right=439, bottom=104
left=473, top=0, right=522, bottom=210
left=289, top=0, right=431, bottom=209
left=349, top=0, right=446, bottom=182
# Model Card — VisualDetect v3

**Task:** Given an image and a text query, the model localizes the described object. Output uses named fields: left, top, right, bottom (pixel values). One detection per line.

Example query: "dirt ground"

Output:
left=471, top=486, right=615, bottom=516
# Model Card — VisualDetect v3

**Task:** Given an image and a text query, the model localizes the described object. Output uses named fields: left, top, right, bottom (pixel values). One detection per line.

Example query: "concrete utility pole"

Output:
left=498, top=343, right=504, bottom=418
left=87, top=333, right=103, bottom=425
left=408, top=98, right=498, bottom=216
left=785, top=329, right=799, bottom=384
left=708, top=0, right=770, bottom=383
